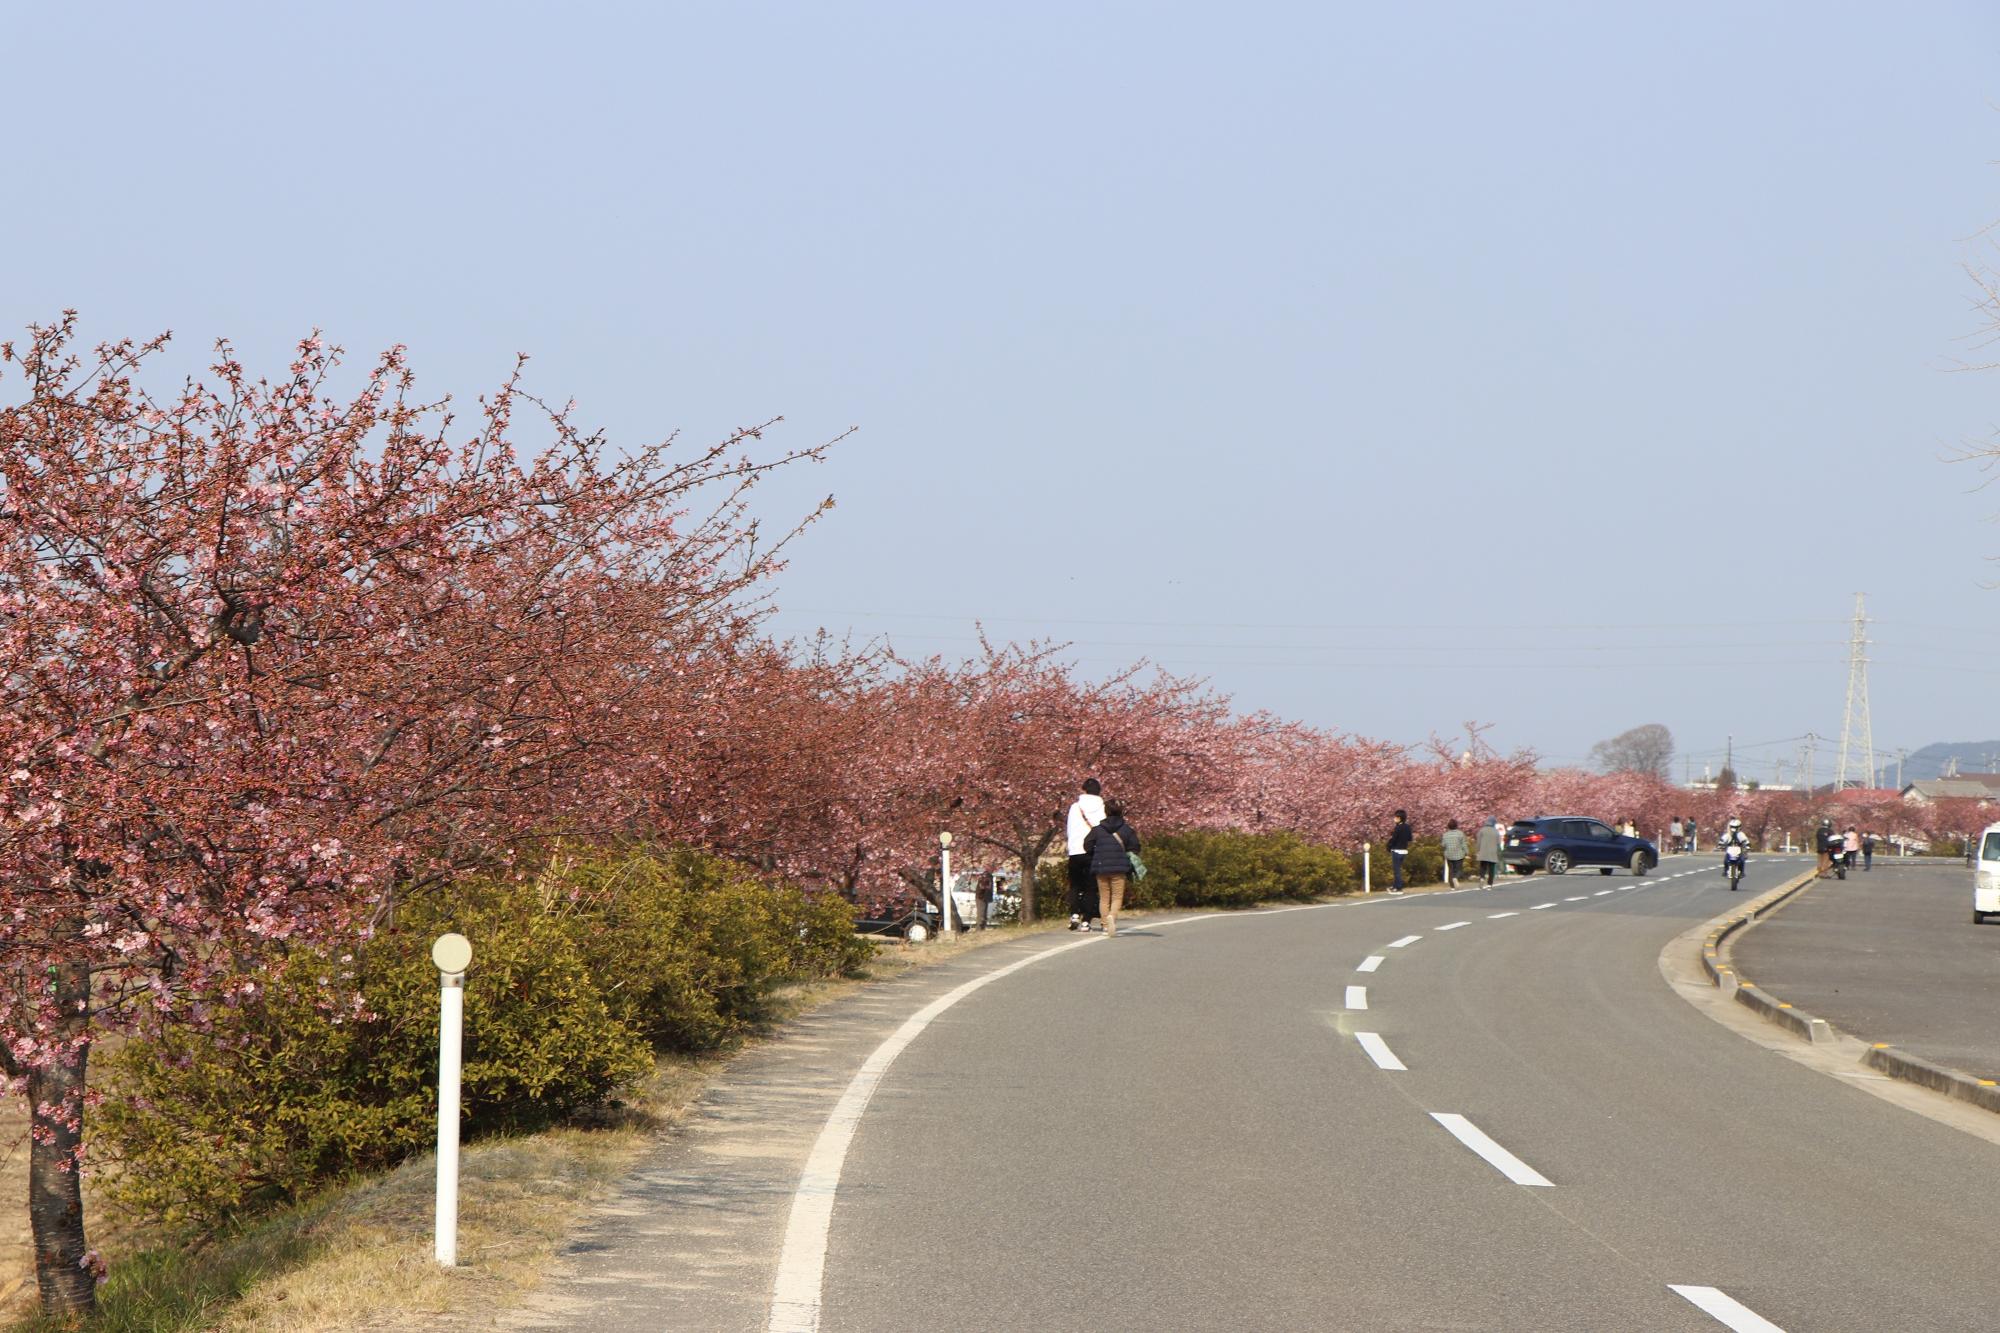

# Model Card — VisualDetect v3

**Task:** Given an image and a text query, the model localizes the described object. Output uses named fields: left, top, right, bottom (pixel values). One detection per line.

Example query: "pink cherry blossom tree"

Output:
left=0, top=316, right=831, bottom=1314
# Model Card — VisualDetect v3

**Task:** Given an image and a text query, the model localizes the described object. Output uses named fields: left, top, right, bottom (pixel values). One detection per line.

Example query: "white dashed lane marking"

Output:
left=1531, top=903, right=1557, bottom=910
left=1435, top=921, right=1470, bottom=932
left=1487, top=912, right=1518, bottom=919
left=1389, top=935, right=1422, bottom=948
left=1429, top=1113, right=1554, bottom=1187
left=1355, top=1032, right=1406, bottom=1070
left=1667, top=1285, right=1787, bottom=1331
left=1357, top=955, right=1384, bottom=973
left=1345, top=985, right=1368, bottom=1011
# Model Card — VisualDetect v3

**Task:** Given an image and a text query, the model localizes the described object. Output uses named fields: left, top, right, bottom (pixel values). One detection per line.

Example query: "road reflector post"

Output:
left=1362, top=841, right=1371, bottom=895
left=432, top=932, right=473, bottom=1267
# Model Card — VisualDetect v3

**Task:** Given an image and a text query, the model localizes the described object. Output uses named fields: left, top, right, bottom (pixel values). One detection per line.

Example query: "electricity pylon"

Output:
left=1834, top=593, right=1875, bottom=790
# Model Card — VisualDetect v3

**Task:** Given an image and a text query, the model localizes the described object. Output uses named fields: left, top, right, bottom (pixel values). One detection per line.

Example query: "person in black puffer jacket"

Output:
left=1082, top=798, right=1141, bottom=937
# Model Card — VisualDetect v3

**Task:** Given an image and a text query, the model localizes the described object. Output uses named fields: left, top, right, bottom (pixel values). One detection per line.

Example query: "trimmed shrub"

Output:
left=1129, top=829, right=1356, bottom=909
left=97, top=845, right=869, bottom=1235
left=559, top=845, right=871, bottom=1051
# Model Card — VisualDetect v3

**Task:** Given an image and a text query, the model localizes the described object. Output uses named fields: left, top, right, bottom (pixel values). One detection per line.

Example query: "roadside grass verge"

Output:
left=7, top=921, right=1054, bottom=1332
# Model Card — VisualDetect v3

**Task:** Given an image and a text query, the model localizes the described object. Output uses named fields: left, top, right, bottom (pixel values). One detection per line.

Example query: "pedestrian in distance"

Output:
left=1669, top=817, right=1683, bottom=855
left=1863, top=831, right=1876, bottom=871
left=1387, top=809, right=1414, bottom=893
left=1082, top=798, right=1141, bottom=937
left=1843, top=826, right=1860, bottom=871
left=1440, top=819, right=1468, bottom=887
left=1065, top=778, right=1106, bottom=931
left=1686, top=816, right=1698, bottom=854
left=1475, top=817, right=1501, bottom=889
left=1814, top=818, right=1835, bottom=878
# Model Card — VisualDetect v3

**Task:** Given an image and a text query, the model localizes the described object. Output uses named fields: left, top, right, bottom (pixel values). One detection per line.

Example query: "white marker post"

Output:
left=432, top=931, right=472, bottom=1267
left=1362, top=841, right=1371, bottom=895
left=938, top=831, right=954, bottom=938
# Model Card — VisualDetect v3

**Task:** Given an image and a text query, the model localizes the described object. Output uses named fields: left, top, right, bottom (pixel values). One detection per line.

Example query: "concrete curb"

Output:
left=1697, top=867, right=1835, bottom=1044
left=1861, top=1044, right=2000, bottom=1116
left=1699, top=865, right=2000, bottom=1117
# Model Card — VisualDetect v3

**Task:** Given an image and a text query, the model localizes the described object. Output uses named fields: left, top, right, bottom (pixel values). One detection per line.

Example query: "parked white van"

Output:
left=1974, top=822, right=2000, bottom=924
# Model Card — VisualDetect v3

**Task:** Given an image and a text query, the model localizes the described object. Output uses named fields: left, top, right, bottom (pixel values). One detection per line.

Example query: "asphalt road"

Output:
left=1733, top=857, right=2000, bottom=1079
left=511, top=854, right=2000, bottom=1332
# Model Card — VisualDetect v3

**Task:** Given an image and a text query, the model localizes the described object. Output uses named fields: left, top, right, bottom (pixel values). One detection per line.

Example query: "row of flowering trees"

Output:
left=1, top=322, right=1988, bottom=1316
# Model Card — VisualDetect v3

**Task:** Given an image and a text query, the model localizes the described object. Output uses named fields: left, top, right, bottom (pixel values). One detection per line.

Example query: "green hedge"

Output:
left=97, top=846, right=869, bottom=1236
left=1126, top=829, right=1357, bottom=909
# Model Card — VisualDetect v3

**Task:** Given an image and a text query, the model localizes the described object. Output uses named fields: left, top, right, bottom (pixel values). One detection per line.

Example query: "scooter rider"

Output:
left=1719, top=817, right=1750, bottom=886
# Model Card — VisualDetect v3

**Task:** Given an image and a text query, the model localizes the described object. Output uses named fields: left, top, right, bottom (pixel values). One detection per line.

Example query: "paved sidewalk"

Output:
left=496, top=930, right=1072, bottom=1332
left=1732, top=859, right=2000, bottom=1079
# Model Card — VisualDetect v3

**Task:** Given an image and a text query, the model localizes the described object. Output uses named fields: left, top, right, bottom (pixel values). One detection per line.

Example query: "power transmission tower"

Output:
left=1834, top=594, right=1875, bottom=790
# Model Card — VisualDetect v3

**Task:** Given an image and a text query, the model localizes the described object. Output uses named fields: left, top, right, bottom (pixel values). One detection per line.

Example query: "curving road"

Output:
left=513, top=856, right=2000, bottom=1332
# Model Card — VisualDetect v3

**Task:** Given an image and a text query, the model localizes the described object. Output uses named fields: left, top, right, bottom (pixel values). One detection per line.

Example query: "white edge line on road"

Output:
left=1530, top=902, right=1557, bottom=910
left=1388, top=934, right=1422, bottom=948
left=1593, top=889, right=1614, bottom=896
left=1355, top=1032, right=1406, bottom=1070
left=1345, top=984, right=1367, bottom=1010
left=1486, top=911, right=1518, bottom=918
left=1667, top=1284, right=1786, bottom=1331
left=767, top=935, right=1095, bottom=1331
left=1435, top=920, right=1470, bottom=931
left=1428, top=1113, right=1553, bottom=1187
left=1357, top=955, right=1384, bottom=972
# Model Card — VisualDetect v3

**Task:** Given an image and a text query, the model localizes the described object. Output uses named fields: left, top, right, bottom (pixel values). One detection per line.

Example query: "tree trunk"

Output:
left=1016, top=829, right=1059, bottom=924
left=29, top=962, right=95, bottom=1317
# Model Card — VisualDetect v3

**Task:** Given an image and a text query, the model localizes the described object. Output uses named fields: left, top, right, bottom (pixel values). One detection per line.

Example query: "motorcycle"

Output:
left=1723, top=842, right=1745, bottom=890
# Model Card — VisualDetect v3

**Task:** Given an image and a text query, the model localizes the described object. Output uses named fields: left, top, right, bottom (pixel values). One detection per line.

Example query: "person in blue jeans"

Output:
left=1388, top=809, right=1413, bottom=893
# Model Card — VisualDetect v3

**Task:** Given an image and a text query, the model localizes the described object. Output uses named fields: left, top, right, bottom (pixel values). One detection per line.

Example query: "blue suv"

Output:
left=1504, top=817, right=1658, bottom=877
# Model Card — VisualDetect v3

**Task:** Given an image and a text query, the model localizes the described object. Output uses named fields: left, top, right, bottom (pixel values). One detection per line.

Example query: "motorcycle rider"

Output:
left=1718, top=816, right=1750, bottom=887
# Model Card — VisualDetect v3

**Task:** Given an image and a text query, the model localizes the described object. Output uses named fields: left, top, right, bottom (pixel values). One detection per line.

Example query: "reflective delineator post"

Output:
left=1362, top=841, right=1371, bottom=895
left=432, top=932, right=473, bottom=1267
left=938, top=830, right=954, bottom=937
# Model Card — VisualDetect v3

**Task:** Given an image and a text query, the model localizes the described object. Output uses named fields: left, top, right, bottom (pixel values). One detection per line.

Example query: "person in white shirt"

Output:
left=1065, top=778, right=1106, bottom=930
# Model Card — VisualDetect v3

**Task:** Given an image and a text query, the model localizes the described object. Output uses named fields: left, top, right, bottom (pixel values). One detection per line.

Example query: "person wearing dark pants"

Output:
left=1863, top=832, right=1876, bottom=871
left=1475, top=817, right=1501, bottom=888
left=1388, top=809, right=1413, bottom=894
left=1065, top=778, right=1105, bottom=930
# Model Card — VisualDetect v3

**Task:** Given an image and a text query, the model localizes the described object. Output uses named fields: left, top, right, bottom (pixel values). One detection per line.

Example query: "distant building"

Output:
left=1900, top=774, right=2000, bottom=803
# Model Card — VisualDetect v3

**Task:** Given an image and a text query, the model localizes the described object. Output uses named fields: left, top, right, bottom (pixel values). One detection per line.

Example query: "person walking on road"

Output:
left=1065, top=778, right=1106, bottom=931
left=1475, top=817, right=1502, bottom=889
left=1814, top=818, right=1835, bottom=878
left=1083, top=798, right=1140, bottom=936
left=1669, top=817, right=1683, bottom=855
left=1686, top=817, right=1698, bottom=854
left=1387, top=809, right=1414, bottom=893
left=1863, top=831, right=1877, bottom=871
left=1843, top=826, right=1860, bottom=872
left=1440, top=819, right=1468, bottom=887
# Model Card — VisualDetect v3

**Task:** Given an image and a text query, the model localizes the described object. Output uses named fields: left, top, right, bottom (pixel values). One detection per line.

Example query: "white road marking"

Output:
left=1429, top=1113, right=1554, bottom=1187
left=1531, top=902, right=1557, bottom=910
left=1565, top=895, right=1588, bottom=902
left=1388, top=934, right=1422, bottom=948
left=1435, top=921, right=1470, bottom=931
left=1667, top=1284, right=1787, bottom=1331
left=1355, top=1032, right=1406, bottom=1070
left=1345, top=985, right=1368, bottom=1010
left=1593, top=889, right=1614, bottom=897
left=767, top=936, right=1094, bottom=1331
left=1487, top=911, right=1518, bottom=919
left=1357, top=955, right=1384, bottom=972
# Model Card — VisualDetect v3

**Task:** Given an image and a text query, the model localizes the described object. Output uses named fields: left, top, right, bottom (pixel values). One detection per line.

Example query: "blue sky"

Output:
left=6, top=2, right=2000, bottom=781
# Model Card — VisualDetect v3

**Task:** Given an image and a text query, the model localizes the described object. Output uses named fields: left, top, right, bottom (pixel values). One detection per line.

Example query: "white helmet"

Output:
left=1728, top=817, right=1741, bottom=829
